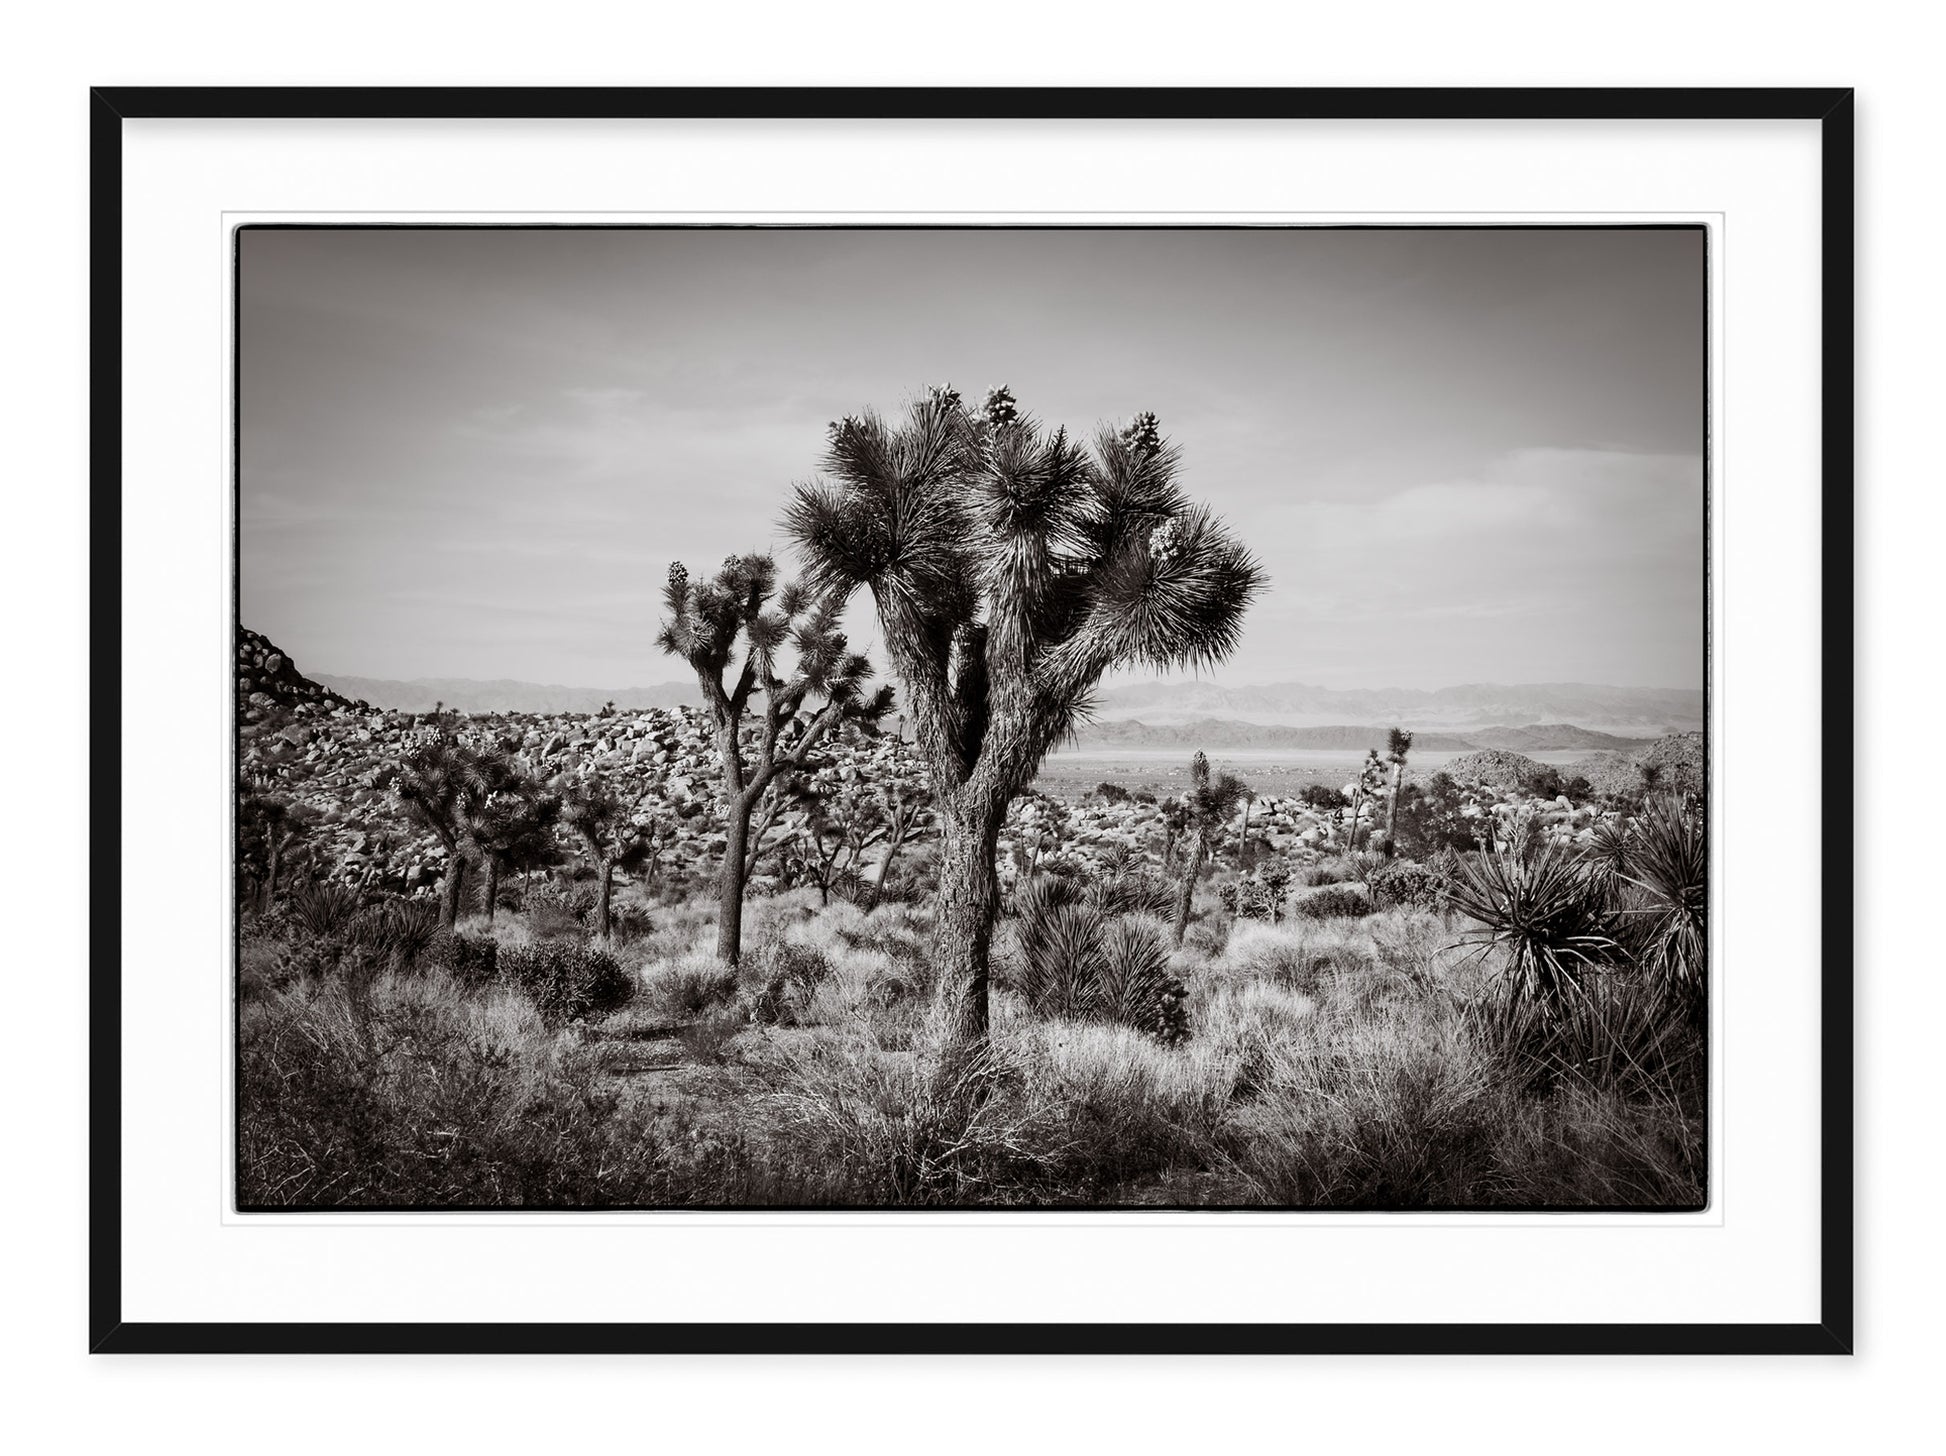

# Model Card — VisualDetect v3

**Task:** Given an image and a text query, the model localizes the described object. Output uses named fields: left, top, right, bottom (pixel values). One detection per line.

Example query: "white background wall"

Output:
left=1, top=2, right=1933, bottom=1449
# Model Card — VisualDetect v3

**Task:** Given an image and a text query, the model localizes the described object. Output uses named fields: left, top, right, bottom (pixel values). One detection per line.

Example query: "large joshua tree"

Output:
left=657, top=553, right=893, bottom=964
left=1170, top=752, right=1251, bottom=946
left=1382, top=726, right=1414, bottom=854
left=786, top=386, right=1264, bottom=1056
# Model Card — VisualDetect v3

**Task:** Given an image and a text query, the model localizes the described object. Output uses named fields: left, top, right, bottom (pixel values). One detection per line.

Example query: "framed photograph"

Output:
left=92, top=86, right=1853, bottom=1353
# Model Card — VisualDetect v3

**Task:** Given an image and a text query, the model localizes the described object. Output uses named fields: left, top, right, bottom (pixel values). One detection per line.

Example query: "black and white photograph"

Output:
left=233, top=223, right=1708, bottom=1212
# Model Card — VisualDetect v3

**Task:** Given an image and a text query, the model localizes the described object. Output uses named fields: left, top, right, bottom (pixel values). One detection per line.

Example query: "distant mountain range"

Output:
left=1092, top=680, right=1702, bottom=736
left=310, top=669, right=1702, bottom=740
left=1069, top=719, right=1657, bottom=753
left=312, top=675, right=699, bottom=715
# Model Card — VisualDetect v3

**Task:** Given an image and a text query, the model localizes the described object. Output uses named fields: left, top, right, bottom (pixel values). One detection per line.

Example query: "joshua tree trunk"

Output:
left=1385, top=761, right=1405, bottom=852
left=438, top=854, right=467, bottom=931
left=865, top=821, right=911, bottom=911
left=716, top=795, right=754, bottom=965
left=932, top=793, right=1005, bottom=1062
left=1236, top=800, right=1252, bottom=869
left=1172, top=830, right=1210, bottom=947
left=1348, top=784, right=1367, bottom=851
left=481, top=856, right=500, bottom=930
left=595, top=860, right=614, bottom=940
left=262, top=834, right=281, bottom=916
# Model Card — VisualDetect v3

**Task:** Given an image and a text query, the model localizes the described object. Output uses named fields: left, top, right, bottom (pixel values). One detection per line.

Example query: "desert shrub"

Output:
left=638, top=952, right=740, bottom=1021
left=524, top=878, right=596, bottom=938
left=498, top=941, right=633, bottom=1024
left=1219, top=863, right=1294, bottom=921
left=1368, top=859, right=1447, bottom=913
left=1297, top=783, right=1347, bottom=813
left=743, top=940, right=834, bottom=1026
left=425, top=929, right=499, bottom=987
left=1296, top=855, right=1361, bottom=887
left=1014, top=877, right=1188, bottom=1043
left=1093, top=781, right=1132, bottom=804
left=1520, top=764, right=1567, bottom=799
left=287, top=879, right=367, bottom=939
left=1291, top=884, right=1371, bottom=920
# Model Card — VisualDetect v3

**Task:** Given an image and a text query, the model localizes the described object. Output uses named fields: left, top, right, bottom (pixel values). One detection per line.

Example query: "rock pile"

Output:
left=1442, top=748, right=1547, bottom=792
left=237, top=629, right=932, bottom=898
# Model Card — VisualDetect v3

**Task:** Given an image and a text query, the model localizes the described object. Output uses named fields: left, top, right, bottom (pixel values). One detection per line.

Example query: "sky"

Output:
left=238, top=226, right=1705, bottom=691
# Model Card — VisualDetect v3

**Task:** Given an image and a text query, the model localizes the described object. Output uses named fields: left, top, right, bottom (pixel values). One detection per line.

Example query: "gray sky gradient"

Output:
left=239, top=226, right=1705, bottom=691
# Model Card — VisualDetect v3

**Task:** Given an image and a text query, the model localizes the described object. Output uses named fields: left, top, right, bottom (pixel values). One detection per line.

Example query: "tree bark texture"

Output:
left=930, top=794, right=1005, bottom=1064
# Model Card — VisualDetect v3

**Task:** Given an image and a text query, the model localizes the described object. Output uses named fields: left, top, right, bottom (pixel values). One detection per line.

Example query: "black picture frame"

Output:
left=89, top=84, right=1854, bottom=1356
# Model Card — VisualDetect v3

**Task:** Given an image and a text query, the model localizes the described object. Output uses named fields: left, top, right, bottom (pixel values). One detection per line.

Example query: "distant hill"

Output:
left=1093, top=680, right=1702, bottom=735
left=311, top=674, right=700, bottom=715
left=1070, top=718, right=1655, bottom=753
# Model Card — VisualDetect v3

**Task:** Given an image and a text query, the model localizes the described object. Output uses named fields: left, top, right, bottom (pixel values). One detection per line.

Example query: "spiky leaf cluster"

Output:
left=784, top=387, right=1264, bottom=797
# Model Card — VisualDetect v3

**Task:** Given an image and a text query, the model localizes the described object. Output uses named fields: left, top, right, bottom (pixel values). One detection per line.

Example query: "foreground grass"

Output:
left=237, top=885, right=1704, bottom=1209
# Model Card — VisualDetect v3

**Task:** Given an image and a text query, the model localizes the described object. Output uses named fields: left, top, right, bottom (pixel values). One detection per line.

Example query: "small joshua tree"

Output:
left=787, top=387, right=1263, bottom=1058
left=1382, top=726, right=1414, bottom=855
left=464, top=765, right=560, bottom=930
left=238, top=779, right=308, bottom=915
left=1346, top=747, right=1387, bottom=851
left=561, top=776, right=665, bottom=940
left=785, top=771, right=936, bottom=909
left=657, top=553, right=893, bottom=964
left=395, top=727, right=494, bottom=931
left=1170, top=751, right=1251, bottom=946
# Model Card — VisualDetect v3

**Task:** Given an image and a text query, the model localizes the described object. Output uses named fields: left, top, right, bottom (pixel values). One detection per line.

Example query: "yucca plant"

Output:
left=1446, top=836, right=1617, bottom=1025
left=1617, top=793, right=1707, bottom=1018
left=1588, top=815, right=1634, bottom=876
left=786, top=386, right=1262, bottom=1059
left=286, top=879, right=368, bottom=941
left=1093, top=918, right=1189, bottom=1043
left=351, top=898, right=441, bottom=972
left=1014, top=876, right=1188, bottom=1042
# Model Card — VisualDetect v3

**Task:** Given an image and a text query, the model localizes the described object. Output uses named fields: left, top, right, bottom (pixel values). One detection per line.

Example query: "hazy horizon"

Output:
left=240, top=226, right=1705, bottom=692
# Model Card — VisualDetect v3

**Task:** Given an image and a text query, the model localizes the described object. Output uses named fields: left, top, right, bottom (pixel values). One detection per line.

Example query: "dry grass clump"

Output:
left=635, top=951, right=740, bottom=1021
left=237, top=969, right=667, bottom=1207
left=763, top=1031, right=1064, bottom=1205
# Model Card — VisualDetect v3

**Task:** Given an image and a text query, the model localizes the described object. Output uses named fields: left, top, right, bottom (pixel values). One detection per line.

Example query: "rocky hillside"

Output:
left=311, top=673, right=698, bottom=715
left=1567, top=731, right=1706, bottom=798
left=1442, top=749, right=1553, bottom=793
left=238, top=629, right=1705, bottom=902
left=238, top=628, right=932, bottom=899
left=238, top=628, right=362, bottom=716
